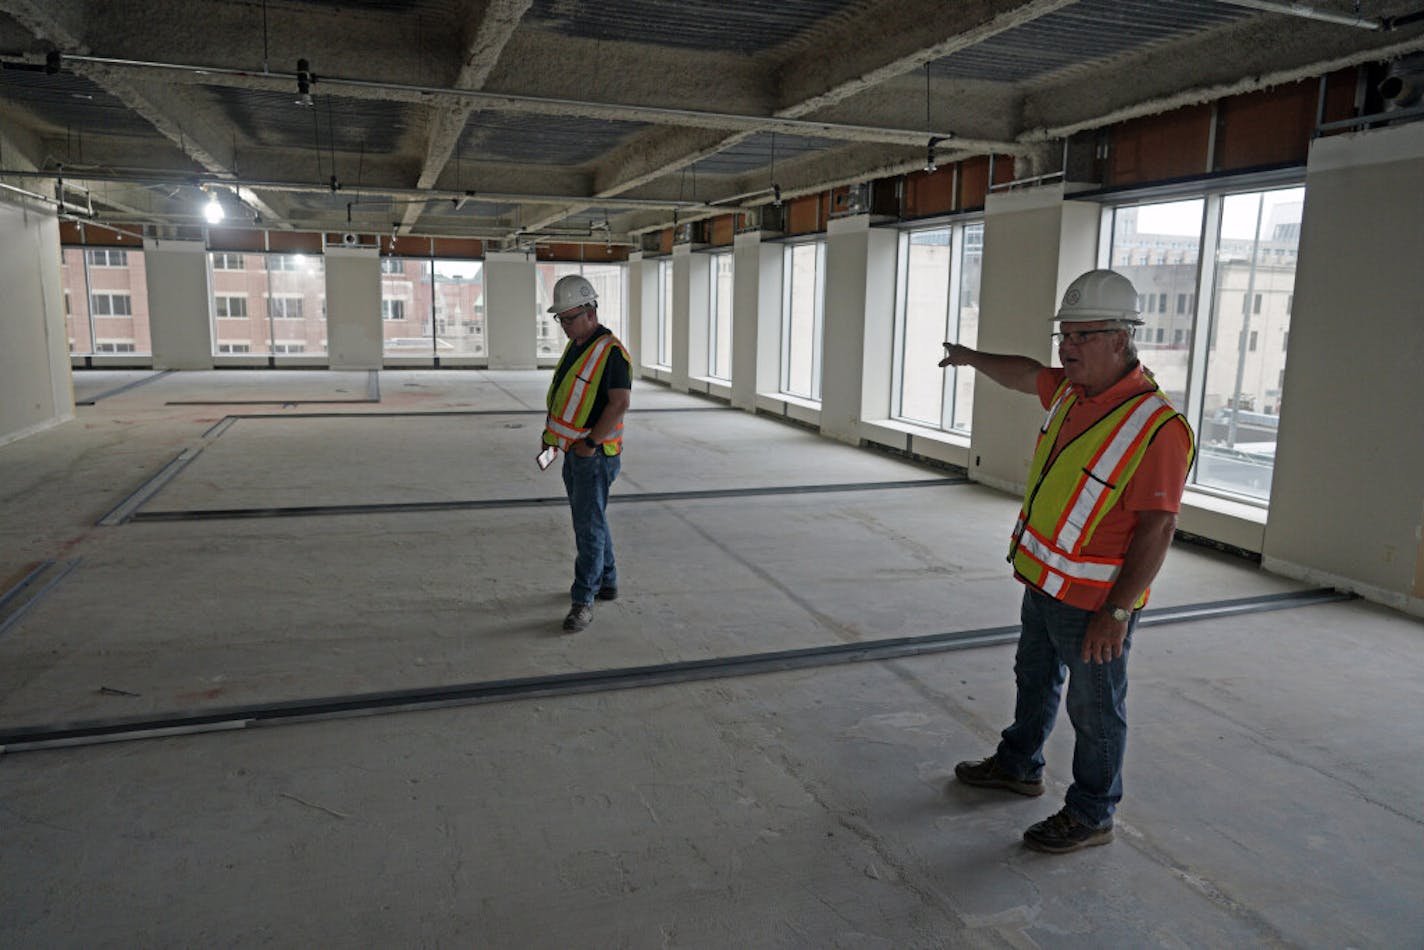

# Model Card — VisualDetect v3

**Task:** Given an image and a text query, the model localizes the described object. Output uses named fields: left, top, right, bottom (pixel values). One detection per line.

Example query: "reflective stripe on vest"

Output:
left=1009, top=379, right=1190, bottom=600
left=543, top=333, right=628, bottom=452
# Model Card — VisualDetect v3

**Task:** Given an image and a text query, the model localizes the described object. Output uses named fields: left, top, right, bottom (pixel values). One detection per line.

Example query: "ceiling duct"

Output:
left=1379, top=52, right=1424, bottom=110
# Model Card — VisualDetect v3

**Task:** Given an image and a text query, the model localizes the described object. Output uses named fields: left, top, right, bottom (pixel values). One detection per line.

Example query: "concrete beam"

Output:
left=514, top=2, right=1066, bottom=239
left=401, top=0, right=532, bottom=233
left=0, top=0, right=290, bottom=227
left=1019, top=17, right=1424, bottom=139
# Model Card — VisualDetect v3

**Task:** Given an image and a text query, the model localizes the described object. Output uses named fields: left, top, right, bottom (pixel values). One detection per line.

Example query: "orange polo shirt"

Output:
left=1028, top=365, right=1193, bottom=610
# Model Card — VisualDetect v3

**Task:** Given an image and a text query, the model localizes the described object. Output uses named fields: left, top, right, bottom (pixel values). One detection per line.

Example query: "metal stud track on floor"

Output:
left=0, top=587, right=1353, bottom=754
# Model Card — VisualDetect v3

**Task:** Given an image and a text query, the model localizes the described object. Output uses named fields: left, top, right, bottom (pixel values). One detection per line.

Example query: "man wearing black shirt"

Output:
left=542, top=275, right=632, bottom=632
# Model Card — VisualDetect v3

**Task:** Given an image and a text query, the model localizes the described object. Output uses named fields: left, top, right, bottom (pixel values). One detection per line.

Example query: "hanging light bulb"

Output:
left=203, top=192, right=224, bottom=224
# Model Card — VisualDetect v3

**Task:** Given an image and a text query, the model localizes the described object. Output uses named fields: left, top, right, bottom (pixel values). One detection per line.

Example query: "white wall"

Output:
left=670, top=244, right=691, bottom=389
left=1263, top=121, right=1424, bottom=615
left=485, top=251, right=537, bottom=369
left=145, top=239, right=214, bottom=370
left=819, top=215, right=899, bottom=443
left=729, top=232, right=784, bottom=410
left=0, top=200, right=71, bottom=445
left=324, top=245, right=381, bottom=369
left=624, top=253, right=645, bottom=368
left=685, top=249, right=711, bottom=384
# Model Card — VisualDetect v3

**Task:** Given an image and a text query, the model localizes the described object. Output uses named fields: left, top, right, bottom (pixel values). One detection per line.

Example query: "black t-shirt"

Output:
left=551, top=325, right=631, bottom=426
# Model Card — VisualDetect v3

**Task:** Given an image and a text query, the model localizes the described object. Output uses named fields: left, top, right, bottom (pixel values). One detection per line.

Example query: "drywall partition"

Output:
left=1264, top=121, right=1424, bottom=617
left=819, top=215, right=897, bottom=443
left=485, top=251, right=537, bottom=369
left=144, top=239, right=213, bottom=370
left=0, top=201, right=71, bottom=445
left=970, top=185, right=1099, bottom=493
left=323, top=245, right=381, bottom=369
left=730, top=231, right=782, bottom=412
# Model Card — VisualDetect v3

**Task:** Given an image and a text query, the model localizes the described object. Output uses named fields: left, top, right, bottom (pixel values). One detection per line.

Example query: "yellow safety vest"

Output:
left=1009, top=377, right=1194, bottom=606
left=542, top=332, right=630, bottom=454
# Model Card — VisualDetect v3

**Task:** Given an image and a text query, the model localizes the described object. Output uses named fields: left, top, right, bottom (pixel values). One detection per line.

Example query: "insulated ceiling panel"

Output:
left=457, top=113, right=650, bottom=166
left=212, top=0, right=468, bottom=18
left=0, top=68, right=156, bottom=138
left=687, top=131, right=840, bottom=177
left=200, top=85, right=416, bottom=155
left=524, top=0, right=865, bottom=54
left=927, top=0, right=1252, bottom=84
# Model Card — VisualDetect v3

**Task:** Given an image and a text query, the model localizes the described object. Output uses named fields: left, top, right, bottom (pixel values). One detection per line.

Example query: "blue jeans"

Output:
left=994, top=588, right=1137, bottom=829
left=562, top=450, right=620, bottom=605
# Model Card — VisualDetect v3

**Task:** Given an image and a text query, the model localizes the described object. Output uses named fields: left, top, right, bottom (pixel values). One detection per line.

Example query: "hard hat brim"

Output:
left=1053, top=309, right=1143, bottom=324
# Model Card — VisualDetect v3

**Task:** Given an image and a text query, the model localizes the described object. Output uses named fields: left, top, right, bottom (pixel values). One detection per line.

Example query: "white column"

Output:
left=819, top=214, right=898, bottom=443
left=971, top=183, right=1098, bottom=493
left=0, top=201, right=71, bottom=445
left=145, top=238, right=215, bottom=370
left=729, top=231, right=785, bottom=412
left=624, top=252, right=644, bottom=369
left=485, top=251, right=537, bottom=369
left=686, top=250, right=711, bottom=385
left=670, top=243, right=691, bottom=390
left=637, top=257, right=661, bottom=378
left=1263, top=121, right=1424, bottom=616
left=324, top=245, right=381, bottom=369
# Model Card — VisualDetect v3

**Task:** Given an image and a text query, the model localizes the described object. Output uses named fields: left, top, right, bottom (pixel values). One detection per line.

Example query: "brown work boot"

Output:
left=1022, top=808, right=1114, bottom=853
left=562, top=603, right=593, bottom=633
left=953, top=754, right=1045, bottom=797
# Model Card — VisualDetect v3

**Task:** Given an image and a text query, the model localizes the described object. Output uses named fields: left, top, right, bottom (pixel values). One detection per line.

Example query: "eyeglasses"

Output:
left=1051, top=328, right=1121, bottom=345
left=553, top=307, right=589, bottom=325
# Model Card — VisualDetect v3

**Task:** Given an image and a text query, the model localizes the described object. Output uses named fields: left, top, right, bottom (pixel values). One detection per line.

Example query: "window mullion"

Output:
left=1186, top=195, right=1223, bottom=452
left=889, top=232, right=910, bottom=420
left=941, top=225, right=962, bottom=431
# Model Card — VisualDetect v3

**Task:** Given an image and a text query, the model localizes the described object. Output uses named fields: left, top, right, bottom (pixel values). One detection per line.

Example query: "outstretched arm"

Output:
left=939, top=344, right=1043, bottom=395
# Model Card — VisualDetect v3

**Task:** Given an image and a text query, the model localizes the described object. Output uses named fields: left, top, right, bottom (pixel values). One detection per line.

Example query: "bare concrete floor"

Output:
left=1, top=370, right=1422, bottom=948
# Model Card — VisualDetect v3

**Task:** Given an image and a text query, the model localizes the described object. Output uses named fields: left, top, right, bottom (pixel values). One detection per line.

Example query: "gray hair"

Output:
left=1115, top=321, right=1139, bottom=362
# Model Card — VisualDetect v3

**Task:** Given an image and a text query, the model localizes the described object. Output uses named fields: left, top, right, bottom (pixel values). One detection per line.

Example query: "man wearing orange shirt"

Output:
left=939, top=269, right=1194, bottom=853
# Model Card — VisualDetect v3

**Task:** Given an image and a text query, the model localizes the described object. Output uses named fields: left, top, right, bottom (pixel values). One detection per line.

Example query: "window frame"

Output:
left=655, top=258, right=673, bottom=370
left=779, top=239, right=826, bottom=401
left=707, top=250, right=733, bottom=382
left=1098, top=178, right=1305, bottom=506
left=889, top=216, right=984, bottom=434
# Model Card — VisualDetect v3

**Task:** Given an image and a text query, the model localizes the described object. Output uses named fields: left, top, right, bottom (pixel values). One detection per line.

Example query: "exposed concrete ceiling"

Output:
left=0, top=0, right=1421, bottom=247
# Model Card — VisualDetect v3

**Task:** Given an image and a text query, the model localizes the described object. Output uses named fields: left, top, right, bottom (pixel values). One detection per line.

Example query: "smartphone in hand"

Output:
left=536, top=445, right=558, bottom=471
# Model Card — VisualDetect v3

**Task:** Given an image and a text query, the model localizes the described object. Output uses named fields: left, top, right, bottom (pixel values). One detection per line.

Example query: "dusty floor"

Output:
left=1, top=370, right=1421, bottom=948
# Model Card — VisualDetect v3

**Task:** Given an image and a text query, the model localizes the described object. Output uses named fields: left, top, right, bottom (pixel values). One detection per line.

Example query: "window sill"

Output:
left=860, top=418, right=971, bottom=469
left=754, top=392, right=821, bottom=427
left=1177, top=487, right=1268, bottom=554
left=688, top=376, right=733, bottom=401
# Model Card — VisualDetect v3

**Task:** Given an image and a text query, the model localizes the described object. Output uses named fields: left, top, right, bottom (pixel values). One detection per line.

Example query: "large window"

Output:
left=892, top=221, right=983, bottom=432
left=535, top=262, right=627, bottom=359
left=708, top=251, right=733, bottom=381
left=781, top=241, right=825, bottom=400
left=209, top=252, right=327, bottom=357
left=1107, top=185, right=1303, bottom=502
left=381, top=258, right=485, bottom=358
left=60, top=246, right=153, bottom=356
left=433, top=260, right=486, bottom=357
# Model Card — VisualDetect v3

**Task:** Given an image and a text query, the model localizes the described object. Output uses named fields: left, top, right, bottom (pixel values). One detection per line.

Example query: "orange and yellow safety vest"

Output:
left=542, top=332, right=630, bottom=455
left=1009, top=378, right=1194, bottom=606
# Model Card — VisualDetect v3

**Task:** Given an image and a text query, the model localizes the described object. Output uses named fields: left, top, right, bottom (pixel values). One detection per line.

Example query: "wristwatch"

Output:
left=583, top=436, right=599, bottom=450
left=1106, top=604, right=1132, bottom=623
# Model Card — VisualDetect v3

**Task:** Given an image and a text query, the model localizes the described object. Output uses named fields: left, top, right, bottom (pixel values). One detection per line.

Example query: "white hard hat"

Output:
left=548, top=274, right=598, bottom=314
left=1054, top=269, right=1142, bottom=324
